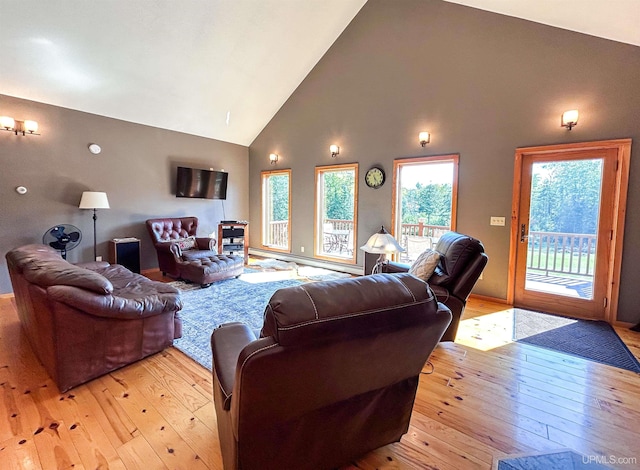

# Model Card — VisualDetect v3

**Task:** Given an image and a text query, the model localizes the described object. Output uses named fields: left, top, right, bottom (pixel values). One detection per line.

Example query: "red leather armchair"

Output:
left=211, top=273, right=452, bottom=470
left=146, top=217, right=243, bottom=286
left=384, top=231, right=488, bottom=341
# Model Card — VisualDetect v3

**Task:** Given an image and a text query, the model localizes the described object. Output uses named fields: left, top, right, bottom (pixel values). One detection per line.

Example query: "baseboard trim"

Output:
left=468, top=294, right=510, bottom=304
left=249, top=248, right=364, bottom=276
left=0, top=293, right=15, bottom=300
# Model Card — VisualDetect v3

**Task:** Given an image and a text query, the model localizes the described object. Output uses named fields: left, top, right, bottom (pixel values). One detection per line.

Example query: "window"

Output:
left=261, top=169, right=291, bottom=252
left=392, top=155, right=458, bottom=263
left=315, top=163, right=358, bottom=263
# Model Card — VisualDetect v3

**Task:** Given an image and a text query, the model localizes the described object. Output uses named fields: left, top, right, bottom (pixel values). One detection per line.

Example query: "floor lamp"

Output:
left=79, top=191, right=110, bottom=261
left=360, top=226, right=405, bottom=274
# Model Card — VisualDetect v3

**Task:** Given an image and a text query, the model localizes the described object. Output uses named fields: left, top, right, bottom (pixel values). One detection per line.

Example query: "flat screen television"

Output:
left=176, top=166, right=228, bottom=199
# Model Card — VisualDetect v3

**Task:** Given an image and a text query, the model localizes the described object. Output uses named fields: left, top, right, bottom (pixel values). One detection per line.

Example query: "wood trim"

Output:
left=0, top=293, right=15, bottom=299
left=468, top=293, right=510, bottom=304
left=509, top=138, right=631, bottom=322
left=313, top=163, right=359, bottom=265
left=260, top=169, right=292, bottom=253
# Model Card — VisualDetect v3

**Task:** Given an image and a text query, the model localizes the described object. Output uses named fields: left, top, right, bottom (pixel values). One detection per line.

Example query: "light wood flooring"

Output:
left=1, top=291, right=639, bottom=469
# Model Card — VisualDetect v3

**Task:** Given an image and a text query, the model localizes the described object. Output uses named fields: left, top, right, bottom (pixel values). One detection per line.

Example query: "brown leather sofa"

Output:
left=146, top=217, right=243, bottom=286
left=384, top=231, right=488, bottom=341
left=6, top=244, right=183, bottom=392
left=211, top=273, right=452, bottom=470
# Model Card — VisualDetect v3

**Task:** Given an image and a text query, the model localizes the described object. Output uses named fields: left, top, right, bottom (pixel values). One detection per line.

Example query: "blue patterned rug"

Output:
left=498, top=450, right=613, bottom=469
left=171, top=272, right=302, bottom=369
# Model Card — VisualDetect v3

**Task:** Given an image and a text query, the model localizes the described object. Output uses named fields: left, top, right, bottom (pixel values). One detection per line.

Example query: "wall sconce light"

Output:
left=419, top=131, right=431, bottom=147
left=330, top=144, right=340, bottom=158
left=0, top=115, right=39, bottom=136
left=561, top=110, right=579, bottom=130
left=269, top=153, right=279, bottom=165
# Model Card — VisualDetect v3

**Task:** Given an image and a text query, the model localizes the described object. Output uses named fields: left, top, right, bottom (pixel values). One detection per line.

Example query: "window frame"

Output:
left=314, top=163, right=359, bottom=264
left=260, top=168, right=292, bottom=253
left=391, top=154, right=459, bottom=259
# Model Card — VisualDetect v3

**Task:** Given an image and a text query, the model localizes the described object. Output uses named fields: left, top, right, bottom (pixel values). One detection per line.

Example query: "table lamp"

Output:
left=360, top=225, right=405, bottom=274
left=79, top=191, right=110, bottom=260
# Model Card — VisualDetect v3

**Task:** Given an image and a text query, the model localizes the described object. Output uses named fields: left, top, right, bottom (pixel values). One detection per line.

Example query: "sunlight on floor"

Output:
left=456, top=308, right=519, bottom=351
left=456, top=304, right=578, bottom=351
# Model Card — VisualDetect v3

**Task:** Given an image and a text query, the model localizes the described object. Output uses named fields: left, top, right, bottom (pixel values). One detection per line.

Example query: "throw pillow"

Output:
left=408, top=248, right=441, bottom=281
left=175, top=236, right=197, bottom=251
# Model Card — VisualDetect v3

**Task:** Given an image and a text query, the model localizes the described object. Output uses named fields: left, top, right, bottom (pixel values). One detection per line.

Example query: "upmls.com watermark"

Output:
left=583, top=454, right=637, bottom=465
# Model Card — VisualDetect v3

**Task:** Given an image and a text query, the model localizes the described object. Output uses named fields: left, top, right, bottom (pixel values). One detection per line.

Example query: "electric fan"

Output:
left=42, top=225, right=82, bottom=259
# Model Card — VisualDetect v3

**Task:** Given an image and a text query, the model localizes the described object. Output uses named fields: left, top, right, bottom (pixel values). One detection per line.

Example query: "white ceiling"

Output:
left=1, top=0, right=638, bottom=146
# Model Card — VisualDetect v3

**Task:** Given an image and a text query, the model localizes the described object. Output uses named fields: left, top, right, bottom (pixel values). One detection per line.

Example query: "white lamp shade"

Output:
left=79, top=191, right=110, bottom=209
left=419, top=131, right=430, bottom=143
left=360, top=226, right=405, bottom=254
left=0, top=116, right=15, bottom=130
left=562, top=109, right=579, bottom=126
left=23, top=120, right=38, bottom=133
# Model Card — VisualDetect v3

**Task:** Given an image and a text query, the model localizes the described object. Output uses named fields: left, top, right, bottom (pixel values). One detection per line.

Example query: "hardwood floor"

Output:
left=1, top=294, right=639, bottom=469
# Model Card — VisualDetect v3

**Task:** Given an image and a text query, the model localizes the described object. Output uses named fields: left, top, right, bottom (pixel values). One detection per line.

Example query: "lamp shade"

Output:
left=79, top=191, right=110, bottom=209
left=360, top=226, right=405, bottom=254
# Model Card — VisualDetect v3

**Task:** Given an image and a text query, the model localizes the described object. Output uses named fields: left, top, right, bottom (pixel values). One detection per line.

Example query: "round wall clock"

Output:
left=365, top=166, right=385, bottom=189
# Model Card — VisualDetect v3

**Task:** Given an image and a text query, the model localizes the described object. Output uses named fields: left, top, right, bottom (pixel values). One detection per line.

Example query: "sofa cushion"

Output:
left=408, top=249, right=441, bottom=281
left=6, top=244, right=113, bottom=294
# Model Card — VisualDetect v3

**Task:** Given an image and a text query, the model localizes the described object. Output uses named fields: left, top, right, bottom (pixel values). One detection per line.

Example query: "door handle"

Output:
left=520, top=223, right=529, bottom=243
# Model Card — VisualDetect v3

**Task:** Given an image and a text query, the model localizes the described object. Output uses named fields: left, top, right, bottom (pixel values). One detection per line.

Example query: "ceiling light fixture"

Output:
left=419, top=131, right=430, bottom=147
left=330, top=144, right=340, bottom=158
left=561, top=110, right=579, bottom=130
left=0, top=115, right=39, bottom=136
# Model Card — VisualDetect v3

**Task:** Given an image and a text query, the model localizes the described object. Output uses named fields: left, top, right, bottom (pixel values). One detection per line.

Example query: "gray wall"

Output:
left=248, top=0, right=640, bottom=323
left=1, top=94, right=249, bottom=294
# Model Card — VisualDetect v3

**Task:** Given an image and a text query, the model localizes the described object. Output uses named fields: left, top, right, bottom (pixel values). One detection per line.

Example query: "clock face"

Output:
left=365, top=167, right=385, bottom=188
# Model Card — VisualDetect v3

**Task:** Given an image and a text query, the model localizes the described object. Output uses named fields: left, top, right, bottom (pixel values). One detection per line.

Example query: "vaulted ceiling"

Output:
left=1, top=0, right=638, bottom=146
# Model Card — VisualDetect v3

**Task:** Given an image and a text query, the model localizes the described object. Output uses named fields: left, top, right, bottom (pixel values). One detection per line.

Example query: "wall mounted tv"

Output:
left=176, top=166, right=228, bottom=200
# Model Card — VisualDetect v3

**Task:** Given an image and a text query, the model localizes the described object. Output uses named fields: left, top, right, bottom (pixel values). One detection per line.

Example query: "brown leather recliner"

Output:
left=211, top=273, right=452, bottom=470
left=384, top=231, right=488, bottom=341
left=146, top=217, right=243, bottom=286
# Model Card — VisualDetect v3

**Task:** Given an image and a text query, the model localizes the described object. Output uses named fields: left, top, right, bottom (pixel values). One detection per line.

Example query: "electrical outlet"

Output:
left=96, top=256, right=102, bottom=261
left=300, top=246, right=305, bottom=253
left=490, top=216, right=506, bottom=226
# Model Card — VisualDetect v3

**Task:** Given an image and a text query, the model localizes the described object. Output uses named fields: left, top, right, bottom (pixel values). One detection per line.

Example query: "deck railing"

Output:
left=527, top=231, right=596, bottom=279
left=265, top=220, right=288, bottom=248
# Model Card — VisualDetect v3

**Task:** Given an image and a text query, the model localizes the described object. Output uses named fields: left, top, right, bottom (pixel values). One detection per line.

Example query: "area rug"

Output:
left=514, top=309, right=640, bottom=373
left=497, top=450, right=612, bottom=469
left=170, top=274, right=302, bottom=369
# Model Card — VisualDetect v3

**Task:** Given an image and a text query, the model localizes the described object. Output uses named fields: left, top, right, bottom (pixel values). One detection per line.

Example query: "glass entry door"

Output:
left=513, top=147, right=618, bottom=320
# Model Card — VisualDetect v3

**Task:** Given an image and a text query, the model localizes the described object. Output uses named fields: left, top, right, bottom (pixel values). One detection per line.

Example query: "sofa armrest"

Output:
left=154, top=241, right=182, bottom=259
left=196, top=237, right=216, bottom=250
left=47, top=285, right=182, bottom=319
left=211, top=323, right=257, bottom=410
left=384, top=261, right=410, bottom=274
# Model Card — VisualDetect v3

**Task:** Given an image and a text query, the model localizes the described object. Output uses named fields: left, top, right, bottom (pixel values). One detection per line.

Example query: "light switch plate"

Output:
left=490, top=216, right=506, bottom=226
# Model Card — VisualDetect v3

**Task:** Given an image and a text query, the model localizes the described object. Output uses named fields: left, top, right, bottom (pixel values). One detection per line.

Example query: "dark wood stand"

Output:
left=109, top=238, right=141, bottom=273
left=218, top=222, right=249, bottom=265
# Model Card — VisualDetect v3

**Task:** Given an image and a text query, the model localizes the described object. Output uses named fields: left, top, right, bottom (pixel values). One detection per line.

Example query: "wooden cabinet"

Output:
left=218, top=222, right=248, bottom=265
